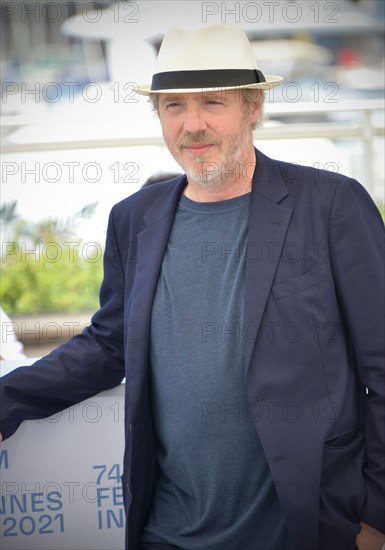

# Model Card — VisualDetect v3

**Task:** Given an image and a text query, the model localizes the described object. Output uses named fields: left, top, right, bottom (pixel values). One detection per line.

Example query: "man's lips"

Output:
left=183, top=143, right=214, bottom=155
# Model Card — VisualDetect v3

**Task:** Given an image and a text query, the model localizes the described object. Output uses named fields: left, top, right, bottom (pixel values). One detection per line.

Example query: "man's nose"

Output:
left=182, top=103, right=207, bottom=133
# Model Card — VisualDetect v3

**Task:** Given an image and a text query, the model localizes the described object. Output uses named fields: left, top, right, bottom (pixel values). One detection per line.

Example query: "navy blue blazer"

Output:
left=1, top=149, right=384, bottom=550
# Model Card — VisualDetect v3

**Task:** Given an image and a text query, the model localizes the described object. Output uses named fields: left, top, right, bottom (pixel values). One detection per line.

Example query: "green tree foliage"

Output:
left=1, top=203, right=103, bottom=315
left=377, top=202, right=385, bottom=222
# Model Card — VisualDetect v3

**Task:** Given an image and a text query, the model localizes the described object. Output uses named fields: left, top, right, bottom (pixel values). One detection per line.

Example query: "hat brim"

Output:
left=135, top=75, right=283, bottom=96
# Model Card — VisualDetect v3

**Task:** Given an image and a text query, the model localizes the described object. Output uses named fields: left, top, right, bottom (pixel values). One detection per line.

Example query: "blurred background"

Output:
left=1, top=0, right=384, bottom=357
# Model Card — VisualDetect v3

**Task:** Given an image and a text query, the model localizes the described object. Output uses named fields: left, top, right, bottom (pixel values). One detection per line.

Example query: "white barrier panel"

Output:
left=0, top=360, right=125, bottom=549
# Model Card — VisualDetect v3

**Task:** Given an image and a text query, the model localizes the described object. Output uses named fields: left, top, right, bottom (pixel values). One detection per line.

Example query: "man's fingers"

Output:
left=356, top=522, right=385, bottom=550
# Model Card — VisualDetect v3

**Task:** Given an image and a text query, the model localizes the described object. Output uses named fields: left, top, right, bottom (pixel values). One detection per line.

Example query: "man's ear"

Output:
left=249, top=100, right=262, bottom=126
left=245, top=105, right=260, bottom=132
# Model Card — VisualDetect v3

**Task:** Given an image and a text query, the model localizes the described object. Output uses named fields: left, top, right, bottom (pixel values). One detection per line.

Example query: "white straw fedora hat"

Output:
left=136, top=24, right=283, bottom=95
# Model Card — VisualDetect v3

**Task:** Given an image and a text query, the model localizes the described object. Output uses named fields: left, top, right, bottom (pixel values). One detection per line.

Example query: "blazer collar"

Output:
left=143, top=147, right=289, bottom=228
left=144, top=175, right=187, bottom=227
left=252, top=148, right=289, bottom=204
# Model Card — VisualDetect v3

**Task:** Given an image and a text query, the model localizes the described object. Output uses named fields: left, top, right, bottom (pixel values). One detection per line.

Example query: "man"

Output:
left=1, top=24, right=384, bottom=550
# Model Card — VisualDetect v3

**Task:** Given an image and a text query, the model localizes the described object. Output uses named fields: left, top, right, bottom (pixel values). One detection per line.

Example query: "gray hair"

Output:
left=241, top=88, right=265, bottom=130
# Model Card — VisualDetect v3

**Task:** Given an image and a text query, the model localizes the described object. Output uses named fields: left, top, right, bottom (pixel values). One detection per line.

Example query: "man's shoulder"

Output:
left=257, top=150, right=352, bottom=189
left=255, top=149, right=383, bottom=233
left=110, top=174, right=185, bottom=225
left=117, top=175, right=184, bottom=210
left=259, top=153, right=381, bottom=226
left=254, top=148, right=364, bottom=210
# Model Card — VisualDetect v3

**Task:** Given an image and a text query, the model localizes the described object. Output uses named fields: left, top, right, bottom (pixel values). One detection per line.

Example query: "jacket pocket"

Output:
left=272, top=263, right=328, bottom=301
left=324, top=428, right=364, bottom=451
left=318, top=429, right=366, bottom=549
left=319, top=428, right=366, bottom=529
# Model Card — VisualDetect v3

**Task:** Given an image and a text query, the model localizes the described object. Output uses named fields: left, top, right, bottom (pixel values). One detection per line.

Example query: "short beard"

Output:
left=183, top=147, right=246, bottom=190
left=167, top=115, right=253, bottom=191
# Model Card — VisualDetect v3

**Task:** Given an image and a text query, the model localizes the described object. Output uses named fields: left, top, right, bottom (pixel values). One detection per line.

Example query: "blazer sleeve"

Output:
left=0, top=205, right=126, bottom=440
left=329, top=177, right=385, bottom=532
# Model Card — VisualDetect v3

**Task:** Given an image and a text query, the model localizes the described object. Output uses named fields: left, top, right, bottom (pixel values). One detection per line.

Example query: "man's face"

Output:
left=157, top=89, right=258, bottom=189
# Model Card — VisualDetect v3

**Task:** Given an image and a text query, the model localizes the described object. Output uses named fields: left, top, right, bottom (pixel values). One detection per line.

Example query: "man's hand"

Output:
left=356, top=522, right=385, bottom=550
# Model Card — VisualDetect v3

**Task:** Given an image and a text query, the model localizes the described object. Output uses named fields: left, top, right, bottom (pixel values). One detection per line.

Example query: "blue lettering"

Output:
left=112, top=485, right=123, bottom=506
left=106, top=508, right=124, bottom=528
left=20, top=515, right=35, bottom=535
left=46, top=491, right=63, bottom=511
left=0, top=450, right=9, bottom=469
left=10, top=494, right=27, bottom=514
left=2, top=512, right=65, bottom=536
left=31, top=492, right=45, bottom=512
left=3, top=516, right=17, bottom=536
left=97, top=509, right=103, bottom=529
left=96, top=487, right=109, bottom=507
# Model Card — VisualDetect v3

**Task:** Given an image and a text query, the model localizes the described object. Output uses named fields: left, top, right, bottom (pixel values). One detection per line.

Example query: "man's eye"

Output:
left=206, top=100, right=223, bottom=105
left=166, top=102, right=182, bottom=109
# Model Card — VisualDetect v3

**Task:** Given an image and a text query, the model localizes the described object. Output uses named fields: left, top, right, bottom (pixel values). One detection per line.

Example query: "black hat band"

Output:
left=151, top=68, right=266, bottom=91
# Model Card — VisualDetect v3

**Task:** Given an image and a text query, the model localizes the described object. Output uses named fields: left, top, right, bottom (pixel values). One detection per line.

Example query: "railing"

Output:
left=1, top=99, right=384, bottom=195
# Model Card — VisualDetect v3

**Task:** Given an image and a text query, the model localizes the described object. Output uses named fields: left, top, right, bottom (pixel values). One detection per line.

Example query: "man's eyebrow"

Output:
left=201, top=92, right=230, bottom=101
left=160, top=95, right=185, bottom=104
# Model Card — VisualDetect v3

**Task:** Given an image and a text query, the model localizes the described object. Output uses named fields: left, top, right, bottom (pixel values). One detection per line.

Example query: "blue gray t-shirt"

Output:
left=143, top=193, right=293, bottom=550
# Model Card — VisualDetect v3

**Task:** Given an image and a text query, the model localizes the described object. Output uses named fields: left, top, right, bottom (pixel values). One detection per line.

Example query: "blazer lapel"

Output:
left=243, top=150, right=292, bottom=374
left=126, top=177, right=186, bottom=401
